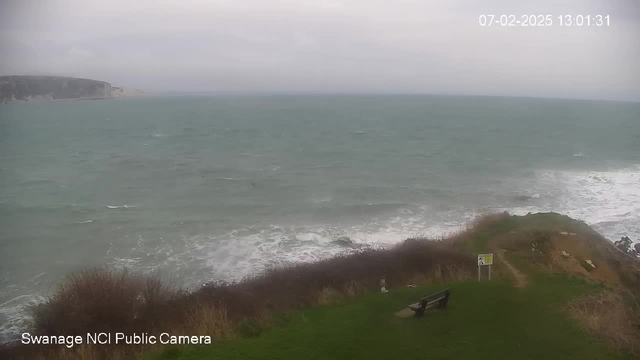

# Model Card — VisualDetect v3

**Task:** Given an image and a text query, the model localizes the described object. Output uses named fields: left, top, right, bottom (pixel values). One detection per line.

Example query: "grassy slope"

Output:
left=148, top=278, right=620, bottom=360
left=146, top=213, right=634, bottom=360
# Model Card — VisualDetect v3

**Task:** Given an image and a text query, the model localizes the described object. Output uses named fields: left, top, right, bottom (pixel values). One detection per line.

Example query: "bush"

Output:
left=568, top=291, right=640, bottom=355
left=19, top=229, right=476, bottom=360
left=30, top=268, right=179, bottom=338
left=498, top=230, right=553, bottom=254
left=194, top=240, right=474, bottom=316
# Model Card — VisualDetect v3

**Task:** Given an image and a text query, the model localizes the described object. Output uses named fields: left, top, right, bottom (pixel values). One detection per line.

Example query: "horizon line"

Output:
left=146, top=91, right=640, bottom=104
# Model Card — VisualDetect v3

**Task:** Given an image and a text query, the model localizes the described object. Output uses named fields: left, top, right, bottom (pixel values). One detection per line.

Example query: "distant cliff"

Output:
left=0, top=76, right=144, bottom=104
left=110, top=86, right=145, bottom=98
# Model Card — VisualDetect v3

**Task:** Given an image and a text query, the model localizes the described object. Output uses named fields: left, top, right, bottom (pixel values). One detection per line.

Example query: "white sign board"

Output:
left=477, top=253, right=494, bottom=281
left=478, top=253, right=494, bottom=266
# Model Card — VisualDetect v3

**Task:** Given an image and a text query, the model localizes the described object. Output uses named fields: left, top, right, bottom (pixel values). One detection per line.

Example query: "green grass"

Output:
left=142, top=213, right=635, bottom=360
left=145, top=275, right=625, bottom=360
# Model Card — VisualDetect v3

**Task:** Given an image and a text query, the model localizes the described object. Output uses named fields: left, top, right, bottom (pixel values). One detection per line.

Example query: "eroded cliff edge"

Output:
left=0, top=75, right=144, bottom=104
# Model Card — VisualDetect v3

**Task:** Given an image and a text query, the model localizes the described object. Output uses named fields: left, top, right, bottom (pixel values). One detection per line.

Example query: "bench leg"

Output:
left=438, top=291, right=451, bottom=308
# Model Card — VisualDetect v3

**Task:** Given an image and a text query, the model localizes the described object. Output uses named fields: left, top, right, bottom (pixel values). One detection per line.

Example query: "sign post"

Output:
left=477, top=253, right=494, bottom=281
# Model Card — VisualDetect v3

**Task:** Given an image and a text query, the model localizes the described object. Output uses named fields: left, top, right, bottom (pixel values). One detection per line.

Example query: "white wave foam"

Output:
left=76, top=219, right=94, bottom=224
left=106, top=205, right=135, bottom=209
left=506, top=166, right=640, bottom=243
left=109, top=257, right=143, bottom=267
left=31, top=273, right=46, bottom=281
left=0, top=294, right=46, bottom=344
left=4, top=165, right=638, bottom=343
left=554, top=168, right=640, bottom=242
left=180, top=207, right=477, bottom=282
left=75, top=206, right=475, bottom=291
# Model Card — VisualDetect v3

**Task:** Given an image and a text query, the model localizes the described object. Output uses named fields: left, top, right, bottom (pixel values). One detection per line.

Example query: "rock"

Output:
left=559, top=231, right=569, bottom=235
left=333, top=236, right=354, bottom=247
left=561, top=251, right=570, bottom=258
left=585, top=259, right=596, bottom=269
left=569, top=232, right=576, bottom=236
left=333, top=236, right=367, bottom=250
left=510, top=231, right=516, bottom=234
left=513, top=195, right=532, bottom=202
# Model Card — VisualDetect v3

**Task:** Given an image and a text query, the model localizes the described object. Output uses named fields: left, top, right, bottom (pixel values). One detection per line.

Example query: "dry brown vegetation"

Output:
left=1, top=234, right=475, bottom=360
left=31, top=269, right=178, bottom=337
left=445, top=211, right=511, bottom=247
left=488, top=213, right=640, bottom=356
left=567, top=291, right=640, bottom=355
left=5, top=212, right=639, bottom=360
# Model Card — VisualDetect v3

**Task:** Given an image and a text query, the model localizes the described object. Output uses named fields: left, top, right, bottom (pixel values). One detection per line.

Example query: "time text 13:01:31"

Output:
left=478, top=15, right=610, bottom=27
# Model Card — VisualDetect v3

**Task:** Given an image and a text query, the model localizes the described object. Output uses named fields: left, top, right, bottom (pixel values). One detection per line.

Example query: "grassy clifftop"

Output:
left=145, top=212, right=640, bottom=360
left=148, top=277, right=619, bottom=360
left=4, top=213, right=639, bottom=360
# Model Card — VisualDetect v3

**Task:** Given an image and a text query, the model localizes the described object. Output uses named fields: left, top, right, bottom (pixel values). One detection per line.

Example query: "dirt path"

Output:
left=496, top=250, right=528, bottom=288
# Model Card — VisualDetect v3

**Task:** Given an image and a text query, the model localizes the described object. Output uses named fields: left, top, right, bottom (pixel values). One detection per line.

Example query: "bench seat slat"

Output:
left=419, top=289, right=449, bottom=301
left=406, top=288, right=451, bottom=317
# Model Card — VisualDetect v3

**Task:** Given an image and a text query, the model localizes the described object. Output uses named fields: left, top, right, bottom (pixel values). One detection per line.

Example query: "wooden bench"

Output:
left=407, top=288, right=451, bottom=317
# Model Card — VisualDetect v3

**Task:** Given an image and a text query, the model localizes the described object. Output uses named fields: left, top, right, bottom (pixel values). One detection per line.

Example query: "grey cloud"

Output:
left=1, top=0, right=638, bottom=100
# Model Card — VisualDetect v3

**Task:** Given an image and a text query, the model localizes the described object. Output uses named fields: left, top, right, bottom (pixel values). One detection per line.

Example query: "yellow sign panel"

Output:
left=478, top=253, right=493, bottom=266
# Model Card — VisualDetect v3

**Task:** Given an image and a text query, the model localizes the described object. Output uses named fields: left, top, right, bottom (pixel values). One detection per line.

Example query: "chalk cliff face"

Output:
left=0, top=76, right=144, bottom=104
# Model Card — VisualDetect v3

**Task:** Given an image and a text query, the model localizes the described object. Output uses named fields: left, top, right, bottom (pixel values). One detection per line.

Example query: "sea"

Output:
left=1, top=95, right=639, bottom=342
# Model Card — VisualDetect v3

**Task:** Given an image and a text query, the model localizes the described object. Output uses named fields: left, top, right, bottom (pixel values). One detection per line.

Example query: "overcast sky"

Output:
left=1, top=0, right=638, bottom=101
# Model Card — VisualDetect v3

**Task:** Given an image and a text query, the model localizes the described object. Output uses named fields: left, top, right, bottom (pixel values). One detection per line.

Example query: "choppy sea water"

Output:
left=1, top=95, right=639, bottom=341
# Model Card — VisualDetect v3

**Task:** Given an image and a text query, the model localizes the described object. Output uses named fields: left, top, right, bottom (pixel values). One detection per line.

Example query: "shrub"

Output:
left=498, top=230, right=553, bottom=255
left=32, top=268, right=149, bottom=336
left=568, top=291, right=640, bottom=355
left=18, top=228, right=476, bottom=360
